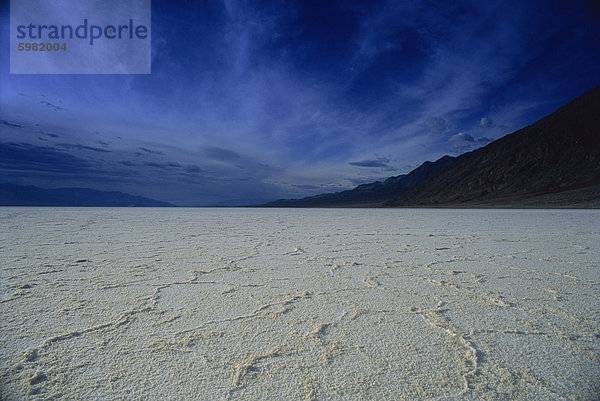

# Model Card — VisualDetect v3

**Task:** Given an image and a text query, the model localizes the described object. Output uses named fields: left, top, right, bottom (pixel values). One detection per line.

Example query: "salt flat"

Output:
left=1, top=208, right=599, bottom=400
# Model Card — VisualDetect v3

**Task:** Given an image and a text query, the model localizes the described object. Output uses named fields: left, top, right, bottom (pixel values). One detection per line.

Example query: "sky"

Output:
left=1, top=0, right=599, bottom=206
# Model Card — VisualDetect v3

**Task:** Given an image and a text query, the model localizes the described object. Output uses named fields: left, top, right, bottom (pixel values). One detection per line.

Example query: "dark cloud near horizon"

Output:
left=139, top=147, right=165, bottom=156
left=56, top=143, right=111, bottom=153
left=1, top=120, right=24, bottom=128
left=185, top=164, right=203, bottom=173
left=0, top=142, right=92, bottom=173
left=143, top=161, right=183, bottom=170
left=143, top=162, right=168, bottom=169
left=293, top=184, right=322, bottom=191
left=349, top=157, right=395, bottom=171
left=39, top=100, right=66, bottom=111
left=0, top=139, right=280, bottom=205
left=40, top=130, right=59, bottom=138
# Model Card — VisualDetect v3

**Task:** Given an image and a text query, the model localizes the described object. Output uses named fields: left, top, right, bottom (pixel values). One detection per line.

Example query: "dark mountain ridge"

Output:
left=266, top=155, right=456, bottom=207
left=386, top=85, right=600, bottom=207
left=0, top=183, right=174, bottom=207
left=262, top=85, right=600, bottom=208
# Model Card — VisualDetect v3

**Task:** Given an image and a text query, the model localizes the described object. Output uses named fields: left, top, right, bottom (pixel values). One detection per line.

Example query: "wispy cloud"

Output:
left=203, top=146, right=242, bottom=162
left=40, top=100, right=66, bottom=111
left=1, top=0, right=598, bottom=205
left=449, top=133, right=475, bottom=143
left=480, top=117, right=495, bottom=128
left=143, top=162, right=168, bottom=169
left=139, top=147, right=165, bottom=155
left=185, top=164, right=203, bottom=173
left=40, top=130, right=59, bottom=138
left=56, top=143, right=111, bottom=153
left=349, top=156, right=395, bottom=171
left=1, top=120, right=24, bottom=128
left=421, top=117, right=450, bottom=134
left=143, top=161, right=184, bottom=170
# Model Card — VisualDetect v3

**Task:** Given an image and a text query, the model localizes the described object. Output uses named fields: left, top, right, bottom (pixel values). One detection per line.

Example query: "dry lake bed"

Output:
left=1, top=208, right=599, bottom=400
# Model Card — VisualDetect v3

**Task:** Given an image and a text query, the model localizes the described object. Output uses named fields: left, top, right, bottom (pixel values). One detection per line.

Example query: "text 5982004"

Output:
left=18, top=42, right=67, bottom=51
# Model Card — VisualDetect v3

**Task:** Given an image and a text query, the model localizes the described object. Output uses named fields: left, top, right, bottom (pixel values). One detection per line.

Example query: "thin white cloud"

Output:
left=449, top=132, right=475, bottom=142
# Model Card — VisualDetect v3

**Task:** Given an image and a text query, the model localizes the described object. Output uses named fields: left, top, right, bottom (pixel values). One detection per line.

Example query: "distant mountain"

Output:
left=265, top=155, right=456, bottom=207
left=0, top=183, right=175, bottom=207
left=262, top=85, right=600, bottom=208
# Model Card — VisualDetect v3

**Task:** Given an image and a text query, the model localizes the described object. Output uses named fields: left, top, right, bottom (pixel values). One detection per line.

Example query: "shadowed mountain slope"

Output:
left=262, top=85, right=600, bottom=208
left=265, top=155, right=456, bottom=207
left=386, top=85, right=600, bottom=207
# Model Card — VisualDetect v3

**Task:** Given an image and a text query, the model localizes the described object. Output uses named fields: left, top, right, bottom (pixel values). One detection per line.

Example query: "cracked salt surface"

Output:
left=1, top=208, right=599, bottom=400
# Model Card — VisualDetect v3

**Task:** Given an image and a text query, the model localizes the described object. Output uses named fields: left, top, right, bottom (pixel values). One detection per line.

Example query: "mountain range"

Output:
left=263, top=85, right=600, bottom=208
left=0, top=183, right=174, bottom=207
left=2, top=86, right=598, bottom=208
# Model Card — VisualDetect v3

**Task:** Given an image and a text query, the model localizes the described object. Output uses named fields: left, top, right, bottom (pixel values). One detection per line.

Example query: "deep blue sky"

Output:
left=1, top=0, right=599, bottom=205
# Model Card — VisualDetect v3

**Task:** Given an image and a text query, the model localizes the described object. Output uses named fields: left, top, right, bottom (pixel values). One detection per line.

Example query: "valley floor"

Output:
left=1, top=208, right=598, bottom=400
